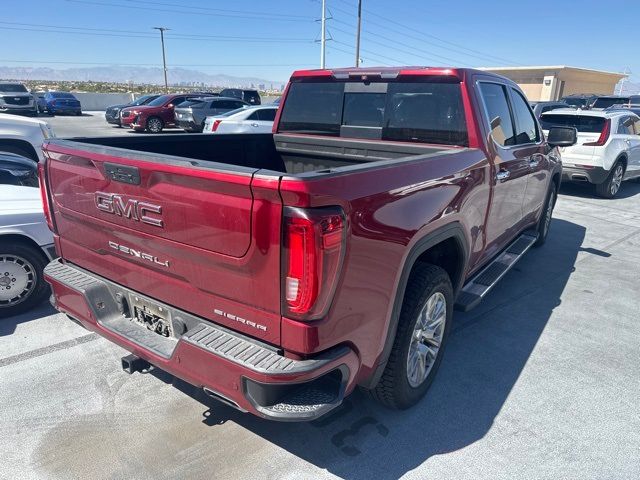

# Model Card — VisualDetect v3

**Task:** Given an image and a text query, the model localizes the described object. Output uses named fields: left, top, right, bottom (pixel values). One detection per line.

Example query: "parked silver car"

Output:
left=0, top=185, right=55, bottom=317
left=203, top=105, right=278, bottom=134
left=0, top=82, right=38, bottom=116
left=174, top=97, right=248, bottom=132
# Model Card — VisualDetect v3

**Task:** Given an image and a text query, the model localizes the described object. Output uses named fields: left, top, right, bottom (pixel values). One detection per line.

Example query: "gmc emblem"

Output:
left=95, top=192, right=163, bottom=228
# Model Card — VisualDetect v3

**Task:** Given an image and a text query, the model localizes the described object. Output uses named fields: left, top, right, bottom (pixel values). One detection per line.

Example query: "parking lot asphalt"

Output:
left=2, top=114, right=640, bottom=480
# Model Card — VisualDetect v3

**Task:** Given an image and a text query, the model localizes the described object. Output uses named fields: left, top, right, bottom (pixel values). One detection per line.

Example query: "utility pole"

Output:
left=320, top=0, right=326, bottom=69
left=153, top=27, right=170, bottom=92
left=355, top=0, right=362, bottom=67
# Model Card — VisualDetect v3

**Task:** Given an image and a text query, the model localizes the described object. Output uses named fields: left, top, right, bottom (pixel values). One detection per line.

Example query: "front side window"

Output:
left=479, top=82, right=515, bottom=147
left=510, top=88, right=539, bottom=144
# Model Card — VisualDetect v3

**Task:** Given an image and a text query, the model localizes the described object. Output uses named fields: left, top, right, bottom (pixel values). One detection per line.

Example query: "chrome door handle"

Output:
left=529, top=154, right=542, bottom=168
left=251, top=123, right=259, bottom=127
left=496, top=170, right=510, bottom=181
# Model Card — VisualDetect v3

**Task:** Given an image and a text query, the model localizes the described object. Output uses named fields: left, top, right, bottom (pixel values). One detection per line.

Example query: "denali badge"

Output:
left=108, top=241, right=170, bottom=268
left=213, top=309, right=267, bottom=332
left=95, top=192, right=163, bottom=227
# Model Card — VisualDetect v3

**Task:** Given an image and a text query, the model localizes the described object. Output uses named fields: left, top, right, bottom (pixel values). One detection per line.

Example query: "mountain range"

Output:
left=0, top=65, right=285, bottom=88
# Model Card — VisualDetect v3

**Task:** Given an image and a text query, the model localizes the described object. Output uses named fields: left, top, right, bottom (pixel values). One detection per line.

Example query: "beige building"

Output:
left=479, top=66, right=627, bottom=102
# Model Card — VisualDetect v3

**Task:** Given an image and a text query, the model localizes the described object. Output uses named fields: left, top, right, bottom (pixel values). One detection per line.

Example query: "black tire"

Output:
left=370, top=264, right=453, bottom=409
left=146, top=116, right=164, bottom=133
left=0, top=241, right=50, bottom=318
left=534, top=184, right=557, bottom=247
left=596, top=161, right=625, bottom=198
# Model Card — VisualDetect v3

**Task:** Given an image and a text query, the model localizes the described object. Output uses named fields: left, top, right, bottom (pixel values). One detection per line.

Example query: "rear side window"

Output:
left=617, top=116, right=635, bottom=135
left=479, top=82, right=515, bottom=146
left=540, top=114, right=605, bottom=133
left=257, top=108, right=277, bottom=121
left=279, top=81, right=468, bottom=146
left=510, top=88, right=539, bottom=144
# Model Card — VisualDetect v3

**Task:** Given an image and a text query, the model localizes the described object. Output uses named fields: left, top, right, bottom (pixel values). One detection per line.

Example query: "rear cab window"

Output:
left=278, top=79, right=468, bottom=146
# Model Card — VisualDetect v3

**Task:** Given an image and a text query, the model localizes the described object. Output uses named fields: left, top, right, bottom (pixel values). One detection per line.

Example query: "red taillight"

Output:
left=282, top=207, right=346, bottom=319
left=584, top=118, right=610, bottom=146
left=38, top=161, right=56, bottom=233
left=211, top=120, right=222, bottom=132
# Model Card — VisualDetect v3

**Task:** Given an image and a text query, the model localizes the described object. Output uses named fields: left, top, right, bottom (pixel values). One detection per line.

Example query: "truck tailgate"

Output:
left=43, top=141, right=283, bottom=345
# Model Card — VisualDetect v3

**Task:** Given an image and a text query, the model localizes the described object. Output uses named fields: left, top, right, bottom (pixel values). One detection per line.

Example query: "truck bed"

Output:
left=62, top=133, right=455, bottom=176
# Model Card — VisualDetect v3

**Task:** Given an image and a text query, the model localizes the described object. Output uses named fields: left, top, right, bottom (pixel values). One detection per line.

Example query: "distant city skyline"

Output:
left=1, top=0, right=639, bottom=89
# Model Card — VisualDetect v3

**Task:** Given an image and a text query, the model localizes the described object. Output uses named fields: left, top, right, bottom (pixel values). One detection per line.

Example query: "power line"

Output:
left=124, top=0, right=313, bottom=19
left=330, top=1, right=521, bottom=66
left=65, top=0, right=315, bottom=22
left=0, top=59, right=313, bottom=68
left=0, top=26, right=314, bottom=43
left=331, top=24, right=474, bottom=67
left=0, top=21, right=312, bottom=41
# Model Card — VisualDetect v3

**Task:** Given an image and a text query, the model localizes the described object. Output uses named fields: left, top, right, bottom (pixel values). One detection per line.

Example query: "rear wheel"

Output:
left=534, top=185, right=556, bottom=247
left=0, top=242, right=49, bottom=318
left=146, top=116, right=164, bottom=133
left=370, top=264, right=452, bottom=409
left=596, top=161, right=625, bottom=198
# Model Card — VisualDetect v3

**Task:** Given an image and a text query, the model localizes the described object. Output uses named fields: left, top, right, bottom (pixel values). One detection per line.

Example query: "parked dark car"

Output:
left=105, top=94, right=161, bottom=126
left=219, top=88, right=261, bottom=105
left=0, top=151, right=38, bottom=187
left=174, top=97, right=248, bottom=132
left=561, top=94, right=598, bottom=109
left=591, top=95, right=630, bottom=110
left=43, top=92, right=82, bottom=116
left=529, top=101, right=572, bottom=119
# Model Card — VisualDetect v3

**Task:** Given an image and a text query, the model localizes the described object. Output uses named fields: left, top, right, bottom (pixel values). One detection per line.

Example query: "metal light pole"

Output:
left=355, top=0, right=362, bottom=67
left=320, top=0, right=326, bottom=69
left=153, top=27, right=170, bottom=92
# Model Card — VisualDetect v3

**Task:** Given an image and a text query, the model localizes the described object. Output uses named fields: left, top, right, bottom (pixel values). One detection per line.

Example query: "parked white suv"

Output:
left=540, top=109, right=640, bottom=198
left=0, top=82, right=37, bottom=116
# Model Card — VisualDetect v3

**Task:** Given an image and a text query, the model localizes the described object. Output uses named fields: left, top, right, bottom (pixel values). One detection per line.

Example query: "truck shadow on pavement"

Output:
left=174, top=218, right=587, bottom=480
left=0, top=302, right=57, bottom=336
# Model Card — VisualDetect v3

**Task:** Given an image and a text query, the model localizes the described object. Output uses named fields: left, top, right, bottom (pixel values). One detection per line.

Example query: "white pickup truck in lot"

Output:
left=0, top=113, right=55, bottom=162
left=541, top=109, right=640, bottom=198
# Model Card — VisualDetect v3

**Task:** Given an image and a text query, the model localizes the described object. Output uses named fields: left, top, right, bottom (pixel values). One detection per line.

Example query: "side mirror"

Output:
left=167, top=103, right=173, bottom=108
left=547, top=126, right=577, bottom=147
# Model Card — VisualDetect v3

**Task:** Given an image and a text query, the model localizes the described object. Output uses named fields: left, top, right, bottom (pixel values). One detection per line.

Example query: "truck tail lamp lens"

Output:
left=584, top=118, right=610, bottom=146
left=211, top=120, right=222, bottom=132
left=282, top=207, right=346, bottom=320
left=38, top=161, right=56, bottom=233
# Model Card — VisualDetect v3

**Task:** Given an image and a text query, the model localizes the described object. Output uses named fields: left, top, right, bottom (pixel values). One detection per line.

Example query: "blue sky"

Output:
left=2, top=0, right=639, bottom=85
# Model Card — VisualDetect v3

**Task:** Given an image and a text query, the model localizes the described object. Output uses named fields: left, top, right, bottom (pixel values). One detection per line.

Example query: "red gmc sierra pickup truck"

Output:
left=41, top=67, right=576, bottom=421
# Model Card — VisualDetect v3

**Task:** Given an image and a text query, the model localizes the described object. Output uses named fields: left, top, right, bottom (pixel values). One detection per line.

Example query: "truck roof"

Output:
left=290, top=66, right=508, bottom=82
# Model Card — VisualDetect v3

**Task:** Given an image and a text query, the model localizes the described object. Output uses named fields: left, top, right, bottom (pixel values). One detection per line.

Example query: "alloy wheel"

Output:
left=406, top=291, right=447, bottom=388
left=611, top=165, right=624, bottom=195
left=147, top=118, right=162, bottom=133
left=0, top=254, right=36, bottom=307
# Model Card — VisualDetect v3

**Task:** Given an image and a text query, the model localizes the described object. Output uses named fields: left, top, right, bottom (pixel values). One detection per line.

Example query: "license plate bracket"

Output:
left=128, top=294, right=174, bottom=338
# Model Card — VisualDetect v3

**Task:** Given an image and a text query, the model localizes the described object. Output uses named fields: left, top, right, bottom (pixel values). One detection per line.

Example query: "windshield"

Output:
left=593, top=97, right=629, bottom=109
left=131, top=95, right=157, bottom=106
left=146, top=95, right=172, bottom=107
left=540, top=114, right=605, bottom=133
left=0, top=83, right=28, bottom=93
left=279, top=80, right=468, bottom=146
